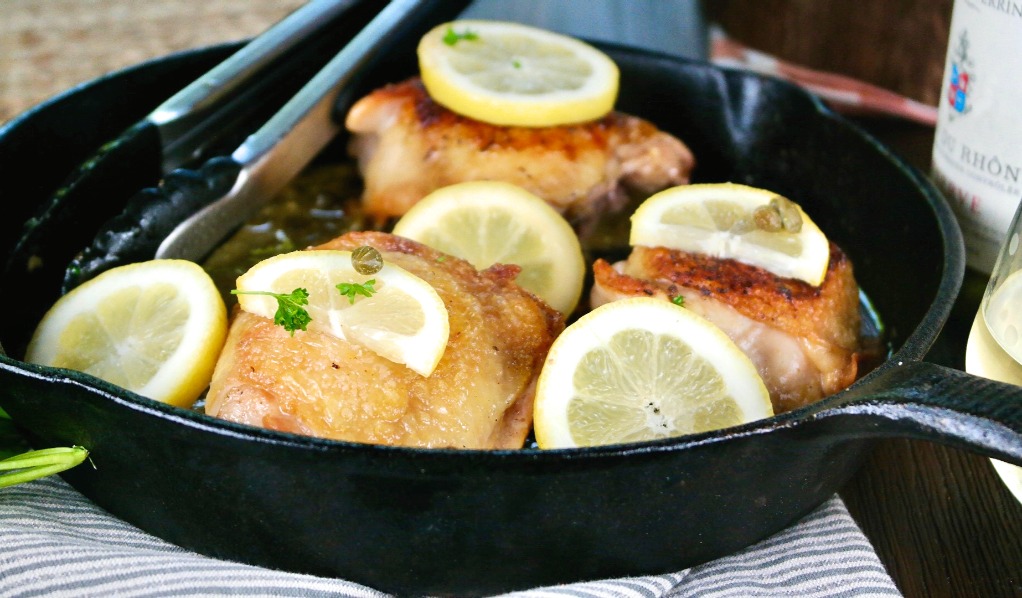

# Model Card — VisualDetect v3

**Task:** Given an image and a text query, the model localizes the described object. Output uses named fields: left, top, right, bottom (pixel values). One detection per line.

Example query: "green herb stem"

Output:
left=0, top=446, right=89, bottom=489
left=232, top=290, right=287, bottom=298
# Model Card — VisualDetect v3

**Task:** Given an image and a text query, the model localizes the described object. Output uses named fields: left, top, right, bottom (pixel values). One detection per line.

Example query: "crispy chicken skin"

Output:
left=206, top=231, right=564, bottom=449
left=591, top=243, right=862, bottom=413
left=345, top=77, right=695, bottom=225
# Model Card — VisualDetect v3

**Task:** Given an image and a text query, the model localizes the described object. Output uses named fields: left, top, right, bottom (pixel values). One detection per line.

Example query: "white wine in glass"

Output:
left=966, top=207, right=1022, bottom=503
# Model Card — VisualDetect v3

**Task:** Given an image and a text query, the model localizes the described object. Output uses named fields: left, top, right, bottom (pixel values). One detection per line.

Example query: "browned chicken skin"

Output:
left=345, top=77, right=695, bottom=226
left=591, top=243, right=862, bottom=413
left=206, top=231, right=564, bottom=449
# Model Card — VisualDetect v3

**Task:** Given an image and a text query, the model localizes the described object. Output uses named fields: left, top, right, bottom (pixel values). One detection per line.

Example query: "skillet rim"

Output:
left=0, top=39, right=965, bottom=464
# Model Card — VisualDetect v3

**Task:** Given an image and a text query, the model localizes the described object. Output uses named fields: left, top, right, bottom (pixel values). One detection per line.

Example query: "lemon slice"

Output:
left=533, top=297, right=773, bottom=449
left=417, top=20, right=619, bottom=127
left=630, top=183, right=831, bottom=285
left=25, top=260, right=227, bottom=408
left=392, top=181, right=585, bottom=315
left=234, top=250, right=449, bottom=376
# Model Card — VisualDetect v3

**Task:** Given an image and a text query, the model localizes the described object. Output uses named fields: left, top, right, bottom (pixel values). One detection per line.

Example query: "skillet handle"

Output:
left=811, top=360, right=1022, bottom=465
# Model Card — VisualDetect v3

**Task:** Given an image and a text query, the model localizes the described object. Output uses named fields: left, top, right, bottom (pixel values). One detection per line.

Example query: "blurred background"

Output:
left=1, top=0, right=950, bottom=123
left=703, top=0, right=951, bottom=107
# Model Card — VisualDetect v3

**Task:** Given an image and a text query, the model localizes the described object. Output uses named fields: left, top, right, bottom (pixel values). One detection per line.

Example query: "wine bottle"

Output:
left=931, top=0, right=1022, bottom=273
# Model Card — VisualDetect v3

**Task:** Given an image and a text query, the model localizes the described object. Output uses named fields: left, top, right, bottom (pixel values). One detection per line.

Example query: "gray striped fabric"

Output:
left=0, top=478, right=900, bottom=597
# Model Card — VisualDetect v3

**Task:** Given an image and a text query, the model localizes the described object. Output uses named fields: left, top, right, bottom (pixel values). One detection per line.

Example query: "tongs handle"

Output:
left=151, top=0, right=365, bottom=172
left=234, top=0, right=424, bottom=168
left=156, top=0, right=437, bottom=261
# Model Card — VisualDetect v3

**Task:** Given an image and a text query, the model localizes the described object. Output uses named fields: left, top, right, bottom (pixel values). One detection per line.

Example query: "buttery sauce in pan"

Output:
left=203, top=159, right=647, bottom=305
left=202, top=162, right=373, bottom=302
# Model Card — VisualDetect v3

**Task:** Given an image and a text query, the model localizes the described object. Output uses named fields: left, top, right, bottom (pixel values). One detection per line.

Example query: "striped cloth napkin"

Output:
left=0, top=478, right=900, bottom=597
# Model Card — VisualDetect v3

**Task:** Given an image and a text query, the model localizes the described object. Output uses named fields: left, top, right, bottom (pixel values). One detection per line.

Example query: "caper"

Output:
left=731, top=216, right=757, bottom=234
left=753, top=205, right=783, bottom=232
left=351, top=245, right=383, bottom=275
left=770, top=195, right=803, bottom=233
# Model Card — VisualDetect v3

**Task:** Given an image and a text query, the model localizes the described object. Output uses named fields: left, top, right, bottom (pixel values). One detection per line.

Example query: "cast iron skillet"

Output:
left=2, top=41, right=1022, bottom=596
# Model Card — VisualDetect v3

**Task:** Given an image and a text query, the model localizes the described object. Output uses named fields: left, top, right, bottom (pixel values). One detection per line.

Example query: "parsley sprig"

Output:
left=232, top=287, right=312, bottom=336
left=443, top=26, right=478, bottom=46
left=337, top=280, right=377, bottom=304
left=232, top=280, right=379, bottom=335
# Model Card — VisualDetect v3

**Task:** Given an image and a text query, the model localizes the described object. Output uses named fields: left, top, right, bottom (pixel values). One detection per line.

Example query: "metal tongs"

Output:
left=149, top=0, right=371, bottom=175
left=154, top=0, right=451, bottom=261
left=56, top=0, right=466, bottom=289
left=18, top=0, right=377, bottom=294
left=150, top=0, right=444, bottom=260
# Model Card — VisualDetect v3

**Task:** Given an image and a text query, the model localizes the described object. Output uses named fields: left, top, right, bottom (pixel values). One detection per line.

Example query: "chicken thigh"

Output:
left=345, top=77, right=695, bottom=226
left=206, top=231, right=564, bottom=449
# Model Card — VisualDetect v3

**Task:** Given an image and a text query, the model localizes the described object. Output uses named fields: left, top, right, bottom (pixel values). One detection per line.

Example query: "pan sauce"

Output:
left=202, top=162, right=375, bottom=302
left=202, top=159, right=650, bottom=305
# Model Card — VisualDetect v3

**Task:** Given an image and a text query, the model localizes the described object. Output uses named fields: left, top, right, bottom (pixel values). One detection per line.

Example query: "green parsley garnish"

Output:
left=336, top=279, right=377, bottom=304
left=671, top=295, right=685, bottom=306
left=443, top=26, right=478, bottom=46
left=231, top=287, right=311, bottom=335
left=512, top=59, right=522, bottom=69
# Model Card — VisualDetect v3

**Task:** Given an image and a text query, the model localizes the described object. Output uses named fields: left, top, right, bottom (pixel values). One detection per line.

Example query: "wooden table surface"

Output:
left=4, top=2, right=1022, bottom=597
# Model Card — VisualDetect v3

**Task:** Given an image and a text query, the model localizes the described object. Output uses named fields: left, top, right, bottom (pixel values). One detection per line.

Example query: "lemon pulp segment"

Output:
left=567, top=328, right=744, bottom=445
left=392, top=181, right=584, bottom=314
left=55, top=283, right=187, bottom=388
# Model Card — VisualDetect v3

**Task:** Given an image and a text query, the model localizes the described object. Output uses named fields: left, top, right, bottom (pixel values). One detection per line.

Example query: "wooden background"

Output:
left=705, top=0, right=954, bottom=105
left=0, top=0, right=304, bottom=123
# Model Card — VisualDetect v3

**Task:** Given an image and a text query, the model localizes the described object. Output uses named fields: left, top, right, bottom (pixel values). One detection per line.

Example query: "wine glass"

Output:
left=965, top=199, right=1022, bottom=503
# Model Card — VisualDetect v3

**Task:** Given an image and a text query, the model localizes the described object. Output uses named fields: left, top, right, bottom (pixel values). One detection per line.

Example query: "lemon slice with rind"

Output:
left=417, top=20, right=619, bottom=127
left=234, top=250, right=449, bottom=376
left=392, top=181, right=585, bottom=315
left=534, top=297, right=773, bottom=448
left=630, top=183, right=831, bottom=285
left=25, top=260, right=227, bottom=408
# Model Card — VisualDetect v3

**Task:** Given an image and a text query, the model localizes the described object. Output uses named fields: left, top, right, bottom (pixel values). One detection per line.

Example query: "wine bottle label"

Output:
left=931, top=0, right=1022, bottom=273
